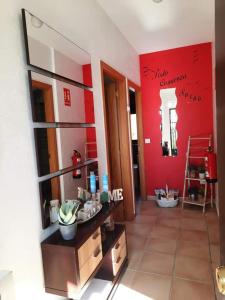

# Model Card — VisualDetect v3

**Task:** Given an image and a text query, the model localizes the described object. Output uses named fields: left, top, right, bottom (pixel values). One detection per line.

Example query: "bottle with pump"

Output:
left=90, top=171, right=96, bottom=194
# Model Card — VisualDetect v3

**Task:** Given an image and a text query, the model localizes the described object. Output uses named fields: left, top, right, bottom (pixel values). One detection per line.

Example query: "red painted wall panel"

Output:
left=82, top=64, right=97, bottom=158
left=139, top=43, right=213, bottom=195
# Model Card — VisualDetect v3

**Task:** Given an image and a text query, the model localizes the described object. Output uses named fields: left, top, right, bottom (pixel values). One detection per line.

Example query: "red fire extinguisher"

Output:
left=72, top=150, right=81, bottom=179
left=205, top=147, right=217, bottom=181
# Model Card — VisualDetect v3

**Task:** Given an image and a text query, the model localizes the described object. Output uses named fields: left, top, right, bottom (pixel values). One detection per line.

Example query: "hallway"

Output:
left=113, top=201, right=220, bottom=300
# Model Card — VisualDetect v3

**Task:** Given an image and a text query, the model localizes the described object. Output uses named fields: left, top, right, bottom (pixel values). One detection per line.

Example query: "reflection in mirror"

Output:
left=40, top=164, right=99, bottom=228
left=22, top=9, right=92, bottom=87
left=29, top=71, right=94, bottom=123
left=160, top=88, right=178, bottom=156
left=35, top=127, right=97, bottom=176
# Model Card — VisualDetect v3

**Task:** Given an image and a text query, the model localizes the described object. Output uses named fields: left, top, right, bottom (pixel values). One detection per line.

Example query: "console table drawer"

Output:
left=112, top=244, right=127, bottom=276
left=78, top=227, right=101, bottom=268
left=79, top=246, right=103, bottom=288
left=111, top=231, right=126, bottom=262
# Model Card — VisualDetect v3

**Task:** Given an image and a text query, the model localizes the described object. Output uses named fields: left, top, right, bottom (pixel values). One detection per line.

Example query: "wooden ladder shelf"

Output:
left=182, top=135, right=213, bottom=213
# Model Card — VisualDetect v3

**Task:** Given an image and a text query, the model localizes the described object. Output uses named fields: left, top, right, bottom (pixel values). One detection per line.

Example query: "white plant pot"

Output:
left=59, top=222, right=77, bottom=240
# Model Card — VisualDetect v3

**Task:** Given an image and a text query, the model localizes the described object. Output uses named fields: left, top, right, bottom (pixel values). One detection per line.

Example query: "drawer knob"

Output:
left=92, top=232, right=100, bottom=240
left=93, top=248, right=101, bottom=258
left=116, top=256, right=122, bottom=264
left=115, top=242, right=120, bottom=250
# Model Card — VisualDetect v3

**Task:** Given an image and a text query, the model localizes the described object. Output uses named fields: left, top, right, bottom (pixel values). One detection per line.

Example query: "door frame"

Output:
left=32, top=80, right=60, bottom=200
left=127, top=80, right=147, bottom=201
left=100, top=61, right=135, bottom=221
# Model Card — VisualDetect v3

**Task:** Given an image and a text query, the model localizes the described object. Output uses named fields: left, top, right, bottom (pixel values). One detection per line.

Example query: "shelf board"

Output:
left=186, top=177, right=206, bottom=183
left=182, top=197, right=211, bottom=207
left=188, top=156, right=205, bottom=159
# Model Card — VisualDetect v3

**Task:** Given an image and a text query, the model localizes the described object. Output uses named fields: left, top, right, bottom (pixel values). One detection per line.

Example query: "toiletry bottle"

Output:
left=90, top=172, right=96, bottom=194
left=102, top=174, right=108, bottom=192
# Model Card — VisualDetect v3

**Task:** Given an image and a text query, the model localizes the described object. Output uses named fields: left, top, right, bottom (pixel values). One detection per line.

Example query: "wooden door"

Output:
left=101, top=62, right=135, bottom=221
left=104, top=82, right=122, bottom=190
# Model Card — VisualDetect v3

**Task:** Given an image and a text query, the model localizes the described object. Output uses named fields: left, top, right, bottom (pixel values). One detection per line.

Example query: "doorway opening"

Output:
left=129, top=88, right=141, bottom=202
left=101, top=62, right=135, bottom=221
left=128, top=81, right=146, bottom=206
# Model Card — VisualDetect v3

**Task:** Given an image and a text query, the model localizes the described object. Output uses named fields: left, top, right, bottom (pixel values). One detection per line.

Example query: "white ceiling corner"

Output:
left=96, top=0, right=215, bottom=54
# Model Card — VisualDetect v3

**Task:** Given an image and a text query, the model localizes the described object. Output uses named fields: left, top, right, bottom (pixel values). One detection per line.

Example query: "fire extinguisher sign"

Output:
left=63, top=88, right=71, bottom=107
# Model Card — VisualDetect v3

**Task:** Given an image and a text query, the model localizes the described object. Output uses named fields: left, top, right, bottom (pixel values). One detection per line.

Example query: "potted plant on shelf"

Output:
left=188, top=164, right=198, bottom=178
left=198, top=186, right=205, bottom=199
left=58, top=200, right=80, bottom=240
left=198, top=165, right=206, bottom=181
left=188, top=186, right=198, bottom=200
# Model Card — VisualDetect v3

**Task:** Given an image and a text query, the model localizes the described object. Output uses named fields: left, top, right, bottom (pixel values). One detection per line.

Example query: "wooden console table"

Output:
left=41, top=201, right=127, bottom=299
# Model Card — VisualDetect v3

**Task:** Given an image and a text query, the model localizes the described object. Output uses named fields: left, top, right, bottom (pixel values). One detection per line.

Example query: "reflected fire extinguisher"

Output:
left=72, top=150, right=81, bottom=179
left=205, top=147, right=217, bottom=181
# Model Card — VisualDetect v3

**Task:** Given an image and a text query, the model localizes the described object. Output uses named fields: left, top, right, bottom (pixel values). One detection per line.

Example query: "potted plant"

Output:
left=188, top=164, right=198, bottom=178
left=198, top=186, right=205, bottom=199
left=198, top=165, right=206, bottom=180
left=188, top=186, right=198, bottom=200
left=58, top=200, right=80, bottom=240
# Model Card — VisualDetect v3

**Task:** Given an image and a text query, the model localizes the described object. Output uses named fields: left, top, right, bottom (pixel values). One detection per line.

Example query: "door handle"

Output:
left=216, top=266, right=225, bottom=295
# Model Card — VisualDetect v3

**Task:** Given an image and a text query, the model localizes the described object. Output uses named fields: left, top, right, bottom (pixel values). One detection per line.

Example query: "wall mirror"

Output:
left=35, top=127, right=97, bottom=176
left=40, top=164, right=99, bottom=228
left=29, top=71, right=94, bottom=123
left=160, top=88, right=178, bottom=156
left=22, top=9, right=92, bottom=87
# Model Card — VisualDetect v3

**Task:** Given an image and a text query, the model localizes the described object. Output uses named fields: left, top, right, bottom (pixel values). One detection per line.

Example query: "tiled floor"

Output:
left=112, top=200, right=221, bottom=300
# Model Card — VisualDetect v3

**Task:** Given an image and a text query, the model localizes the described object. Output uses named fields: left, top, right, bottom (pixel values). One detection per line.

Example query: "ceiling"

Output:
left=96, top=0, right=214, bottom=54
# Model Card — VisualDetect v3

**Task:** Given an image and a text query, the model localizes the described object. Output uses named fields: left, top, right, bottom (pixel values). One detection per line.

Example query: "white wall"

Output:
left=0, top=0, right=139, bottom=299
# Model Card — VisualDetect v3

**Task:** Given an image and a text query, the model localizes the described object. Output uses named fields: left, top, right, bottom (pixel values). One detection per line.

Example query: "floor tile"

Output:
left=210, top=244, right=220, bottom=264
left=171, top=277, right=215, bottom=300
left=127, top=233, right=147, bottom=251
left=180, top=217, right=207, bottom=231
left=179, top=229, right=208, bottom=244
left=157, top=217, right=180, bottom=228
left=133, top=214, right=157, bottom=224
left=119, top=202, right=218, bottom=300
left=138, top=251, right=174, bottom=276
left=160, top=208, right=181, bottom=218
left=127, top=249, right=143, bottom=270
left=205, top=211, right=219, bottom=224
left=181, top=208, right=205, bottom=219
left=208, top=226, right=220, bottom=244
left=174, top=255, right=212, bottom=283
left=138, top=207, right=161, bottom=216
left=151, top=224, right=179, bottom=240
left=132, top=271, right=172, bottom=300
left=176, top=239, right=210, bottom=261
left=119, top=269, right=136, bottom=287
left=146, top=237, right=177, bottom=254
left=125, top=223, right=153, bottom=237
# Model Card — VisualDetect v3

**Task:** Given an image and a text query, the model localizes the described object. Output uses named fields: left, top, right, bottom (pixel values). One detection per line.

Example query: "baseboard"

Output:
left=147, top=195, right=156, bottom=201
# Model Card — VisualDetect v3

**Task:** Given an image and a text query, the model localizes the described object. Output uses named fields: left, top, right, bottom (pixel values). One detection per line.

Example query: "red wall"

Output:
left=139, top=43, right=213, bottom=195
left=82, top=64, right=97, bottom=158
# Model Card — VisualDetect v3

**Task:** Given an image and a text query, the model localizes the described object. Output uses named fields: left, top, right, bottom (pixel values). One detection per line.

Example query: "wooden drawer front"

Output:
left=111, top=231, right=126, bottom=263
left=112, top=244, right=127, bottom=276
left=79, top=246, right=103, bottom=288
left=78, top=227, right=101, bottom=269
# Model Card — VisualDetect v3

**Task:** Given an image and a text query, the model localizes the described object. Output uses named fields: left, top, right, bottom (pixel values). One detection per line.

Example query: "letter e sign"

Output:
left=63, top=88, right=71, bottom=107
